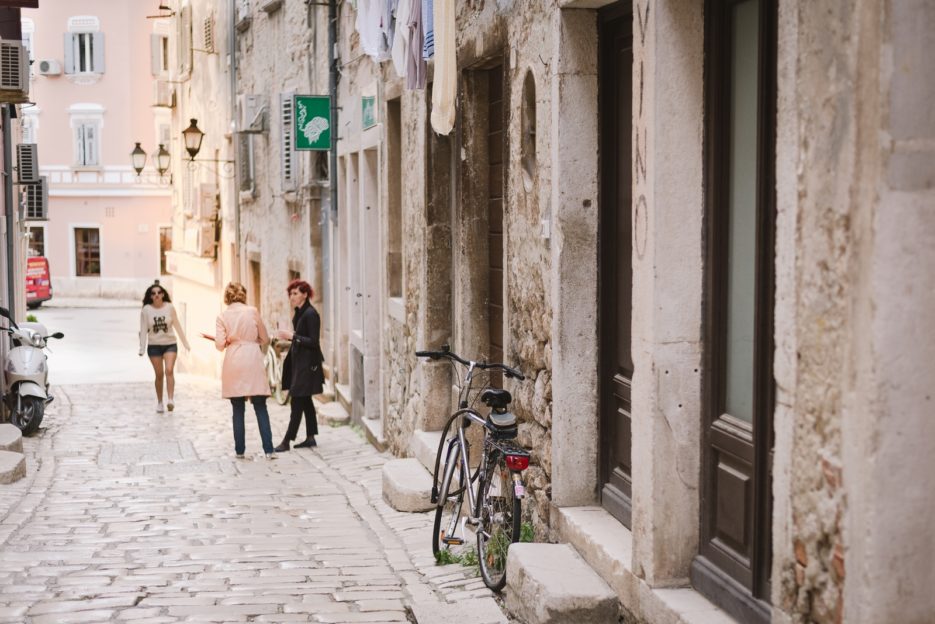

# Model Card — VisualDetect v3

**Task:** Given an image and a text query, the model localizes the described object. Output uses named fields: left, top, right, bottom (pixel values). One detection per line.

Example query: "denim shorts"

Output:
left=147, top=343, right=178, bottom=357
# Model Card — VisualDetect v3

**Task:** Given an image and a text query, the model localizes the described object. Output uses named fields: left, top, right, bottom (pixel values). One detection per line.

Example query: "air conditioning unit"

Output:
left=37, top=59, right=61, bottom=76
left=153, top=79, right=175, bottom=108
left=16, top=143, right=38, bottom=184
left=235, top=0, right=252, bottom=32
left=0, top=41, right=29, bottom=103
left=24, top=176, right=48, bottom=221
left=197, top=220, right=217, bottom=258
left=238, top=94, right=266, bottom=133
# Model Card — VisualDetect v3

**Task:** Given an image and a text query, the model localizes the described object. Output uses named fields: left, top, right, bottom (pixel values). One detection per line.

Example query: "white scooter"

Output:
left=0, top=306, right=63, bottom=435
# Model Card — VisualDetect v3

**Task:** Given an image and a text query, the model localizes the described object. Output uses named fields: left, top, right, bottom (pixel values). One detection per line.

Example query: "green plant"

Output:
left=435, top=548, right=459, bottom=565
left=434, top=546, right=480, bottom=576
left=520, top=521, right=535, bottom=543
left=25, top=314, right=37, bottom=323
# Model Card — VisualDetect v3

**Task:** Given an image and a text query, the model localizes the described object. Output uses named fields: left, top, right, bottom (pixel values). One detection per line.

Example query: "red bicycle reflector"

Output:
left=505, top=454, right=529, bottom=471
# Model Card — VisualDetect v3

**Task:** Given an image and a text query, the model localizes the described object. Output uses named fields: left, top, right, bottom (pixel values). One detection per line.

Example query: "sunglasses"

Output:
left=151, top=290, right=164, bottom=296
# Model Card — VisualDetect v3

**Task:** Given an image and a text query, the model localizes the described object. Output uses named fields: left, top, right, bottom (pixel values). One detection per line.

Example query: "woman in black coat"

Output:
left=274, top=279, right=325, bottom=451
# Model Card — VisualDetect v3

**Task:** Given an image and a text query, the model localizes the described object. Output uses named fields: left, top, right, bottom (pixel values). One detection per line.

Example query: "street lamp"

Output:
left=182, top=118, right=205, bottom=160
left=130, top=142, right=147, bottom=175
left=129, top=142, right=171, bottom=178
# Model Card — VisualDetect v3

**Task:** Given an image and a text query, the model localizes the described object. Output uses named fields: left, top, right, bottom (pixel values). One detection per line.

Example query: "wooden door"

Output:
left=598, top=2, right=634, bottom=528
left=692, top=1, right=775, bottom=621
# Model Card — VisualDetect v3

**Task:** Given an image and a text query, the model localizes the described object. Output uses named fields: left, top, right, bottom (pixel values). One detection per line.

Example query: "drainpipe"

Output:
left=230, top=0, right=241, bottom=282
left=2, top=104, right=14, bottom=322
left=327, top=0, right=339, bottom=382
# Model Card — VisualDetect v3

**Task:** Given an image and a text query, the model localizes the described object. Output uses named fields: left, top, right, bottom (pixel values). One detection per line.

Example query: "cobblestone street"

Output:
left=0, top=378, right=508, bottom=623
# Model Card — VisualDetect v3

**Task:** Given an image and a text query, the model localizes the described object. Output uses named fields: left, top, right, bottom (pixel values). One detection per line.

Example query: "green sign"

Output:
left=294, top=95, right=332, bottom=151
left=362, top=96, right=376, bottom=130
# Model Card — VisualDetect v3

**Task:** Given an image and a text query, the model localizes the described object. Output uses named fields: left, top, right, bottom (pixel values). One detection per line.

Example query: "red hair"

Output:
left=286, top=279, right=314, bottom=300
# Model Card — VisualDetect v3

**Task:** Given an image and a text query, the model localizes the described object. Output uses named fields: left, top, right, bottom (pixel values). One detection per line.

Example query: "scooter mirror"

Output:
left=0, top=307, right=10, bottom=320
left=51, top=332, right=64, bottom=339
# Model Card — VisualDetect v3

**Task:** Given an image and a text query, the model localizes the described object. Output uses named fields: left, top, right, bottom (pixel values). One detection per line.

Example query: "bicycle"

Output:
left=265, top=337, right=290, bottom=406
left=416, top=344, right=531, bottom=592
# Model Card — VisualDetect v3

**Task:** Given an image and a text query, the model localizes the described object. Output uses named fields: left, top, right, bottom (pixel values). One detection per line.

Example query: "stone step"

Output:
left=382, top=457, right=434, bottom=512
left=504, top=543, right=618, bottom=624
left=335, top=383, right=352, bottom=416
left=411, top=597, right=509, bottom=624
left=0, top=424, right=23, bottom=453
left=0, top=450, right=26, bottom=485
left=363, top=416, right=387, bottom=452
left=317, top=400, right=350, bottom=426
left=411, top=428, right=443, bottom=474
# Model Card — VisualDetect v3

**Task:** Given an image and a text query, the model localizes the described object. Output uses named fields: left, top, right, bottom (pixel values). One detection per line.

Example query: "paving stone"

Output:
left=0, top=424, right=22, bottom=453
left=381, top=458, right=434, bottom=512
left=411, top=598, right=510, bottom=624
left=318, top=401, right=350, bottom=426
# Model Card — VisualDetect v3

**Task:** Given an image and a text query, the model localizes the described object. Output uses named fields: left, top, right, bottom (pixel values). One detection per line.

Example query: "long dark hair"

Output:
left=142, top=280, right=173, bottom=305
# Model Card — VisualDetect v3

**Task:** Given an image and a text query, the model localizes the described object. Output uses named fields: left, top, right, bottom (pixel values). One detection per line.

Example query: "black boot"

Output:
left=274, top=439, right=291, bottom=453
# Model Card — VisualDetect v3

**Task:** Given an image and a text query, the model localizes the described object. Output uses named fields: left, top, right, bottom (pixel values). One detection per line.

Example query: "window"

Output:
left=150, top=34, right=170, bottom=75
left=74, top=227, right=101, bottom=276
left=74, top=120, right=100, bottom=167
left=26, top=226, right=44, bottom=257
left=386, top=98, right=402, bottom=299
left=65, top=17, right=104, bottom=75
left=159, top=226, right=171, bottom=275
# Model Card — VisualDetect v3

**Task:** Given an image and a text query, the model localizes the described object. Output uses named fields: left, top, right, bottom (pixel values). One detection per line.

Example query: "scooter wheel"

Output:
left=11, top=396, right=44, bottom=436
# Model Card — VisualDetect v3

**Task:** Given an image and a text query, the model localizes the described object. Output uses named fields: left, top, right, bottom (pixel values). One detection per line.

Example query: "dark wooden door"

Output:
left=692, top=1, right=775, bottom=622
left=488, top=65, right=505, bottom=387
left=599, top=2, right=633, bottom=529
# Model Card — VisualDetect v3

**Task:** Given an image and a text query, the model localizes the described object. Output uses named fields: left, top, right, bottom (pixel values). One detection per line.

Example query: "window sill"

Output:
left=66, top=72, right=102, bottom=86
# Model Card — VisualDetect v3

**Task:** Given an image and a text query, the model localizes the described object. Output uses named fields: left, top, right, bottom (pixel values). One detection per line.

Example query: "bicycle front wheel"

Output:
left=477, top=451, right=521, bottom=591
left=433, top=445, right=468, bottom=559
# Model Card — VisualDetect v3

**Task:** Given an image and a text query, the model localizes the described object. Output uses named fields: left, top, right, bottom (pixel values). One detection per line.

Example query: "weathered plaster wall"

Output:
left=236, top=1, right=327, bottom=328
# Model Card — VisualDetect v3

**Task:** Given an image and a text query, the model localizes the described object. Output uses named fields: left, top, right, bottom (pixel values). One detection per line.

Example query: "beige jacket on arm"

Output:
left=215, top=302, right=270, bottom=399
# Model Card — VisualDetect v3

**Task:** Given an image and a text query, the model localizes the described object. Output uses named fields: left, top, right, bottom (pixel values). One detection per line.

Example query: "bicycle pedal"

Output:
left=442, top=536, right=464, bottom=545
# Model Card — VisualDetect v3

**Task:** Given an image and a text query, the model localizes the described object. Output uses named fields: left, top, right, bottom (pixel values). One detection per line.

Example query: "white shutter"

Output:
left=238, top=133, right=254, bottom=192
left=63, top=33, right=76, bottom=74
left=179, top=6, right=192, bottom=75
left=150, top=34, right=162, bottom=75
left=280, top=92, right=296, bottom=191
left=91, top=32, right=104, bottom=73
left=85, top=123, right=98, bottom=166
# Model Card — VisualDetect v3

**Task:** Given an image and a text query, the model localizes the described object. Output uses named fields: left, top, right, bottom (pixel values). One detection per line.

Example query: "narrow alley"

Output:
left=0, top=303, right=510, bottom=624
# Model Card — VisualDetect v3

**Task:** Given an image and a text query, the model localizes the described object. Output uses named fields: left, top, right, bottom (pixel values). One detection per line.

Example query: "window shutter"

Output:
left=150, top=34, right=162, bottom=75
left=86, top=123, right=98, bottom=166
left=63, top=33, right=76, bottom=74
left=238, top=133, right=254, bottom=192
left=179, top=5, right=193, bottom=75
left=91, top=32, right=104, bottom=73
left=75, top=124, right=85, bottom=164
left=280, top=92, right=296, bottom=191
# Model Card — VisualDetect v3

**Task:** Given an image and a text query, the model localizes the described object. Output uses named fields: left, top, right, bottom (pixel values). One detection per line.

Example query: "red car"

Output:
left=25, top=256, right=52, bottom=309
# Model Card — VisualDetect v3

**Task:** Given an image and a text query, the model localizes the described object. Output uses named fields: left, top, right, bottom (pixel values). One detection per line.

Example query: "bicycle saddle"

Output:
left=481, top=388, right=512, bottom=409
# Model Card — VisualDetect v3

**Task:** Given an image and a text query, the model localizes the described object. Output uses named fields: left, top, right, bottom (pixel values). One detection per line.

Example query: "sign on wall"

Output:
left=293, top=95, right=331, bottom=151
left=362, top=96, right=376, bottom=130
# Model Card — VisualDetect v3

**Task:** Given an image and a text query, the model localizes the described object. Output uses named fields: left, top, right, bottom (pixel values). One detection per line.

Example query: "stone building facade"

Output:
left=157, top=0, right=934, bottom=622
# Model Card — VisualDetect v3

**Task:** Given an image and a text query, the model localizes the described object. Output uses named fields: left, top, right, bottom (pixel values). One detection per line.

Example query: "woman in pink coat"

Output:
left=215, top=282, right=275, bottom=459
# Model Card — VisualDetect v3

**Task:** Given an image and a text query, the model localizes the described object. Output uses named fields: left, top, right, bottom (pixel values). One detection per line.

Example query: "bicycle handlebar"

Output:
left=416, top=346, right=526, bottom=380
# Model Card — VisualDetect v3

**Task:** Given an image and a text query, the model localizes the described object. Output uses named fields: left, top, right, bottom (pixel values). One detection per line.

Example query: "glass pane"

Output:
left=724, top=0, right=759, bottom=422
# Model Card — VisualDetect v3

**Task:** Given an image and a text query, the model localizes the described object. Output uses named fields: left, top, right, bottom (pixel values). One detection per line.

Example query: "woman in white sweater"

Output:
left=139, top=280, right=190, bottom=413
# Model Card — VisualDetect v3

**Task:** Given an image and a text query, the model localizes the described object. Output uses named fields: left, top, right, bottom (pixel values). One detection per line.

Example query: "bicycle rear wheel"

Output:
left=433, top=444, right=468, bottom=559
left=477, top=451, right=521, bottom=591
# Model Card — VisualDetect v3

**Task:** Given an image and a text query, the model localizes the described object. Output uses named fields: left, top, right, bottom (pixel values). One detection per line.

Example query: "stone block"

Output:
left=504, top=543, right=618, bottom=624
left=318, top=401, right=350, bottom=426
left=410, top=598, right=509, bottom=624
left=363, top=416, right=387, bottom=452
left=381, top=458, right=434, bottom=512
left=0, top=424, right=22, bottom=453
left=410, top=429, right=443, bottom=473
left=0, top=450, right=26, bottom=484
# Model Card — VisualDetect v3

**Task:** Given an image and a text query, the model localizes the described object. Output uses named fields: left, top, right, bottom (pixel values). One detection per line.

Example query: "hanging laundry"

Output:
left=406, top=0, right=426, bottom=89
left=382, top=0, right=397, bottom=55
left=430, top=0, right=454, bottom=134
left=356, top=0, right=389, bottom=60
left=391, top=0, right=411, bottom=79
left=422, top=0, right=434, bottom=59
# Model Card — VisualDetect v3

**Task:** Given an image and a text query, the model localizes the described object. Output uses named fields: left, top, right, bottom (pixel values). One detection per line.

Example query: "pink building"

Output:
left=22, top=1, right=172, bottom=299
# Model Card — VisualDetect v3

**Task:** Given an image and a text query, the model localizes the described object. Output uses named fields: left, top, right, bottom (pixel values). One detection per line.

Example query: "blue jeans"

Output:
left=230, top=397, right=274, bottom=455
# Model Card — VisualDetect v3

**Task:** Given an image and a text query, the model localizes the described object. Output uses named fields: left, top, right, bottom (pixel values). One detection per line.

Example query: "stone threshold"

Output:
left=551, top=506, right=739, bottom=624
